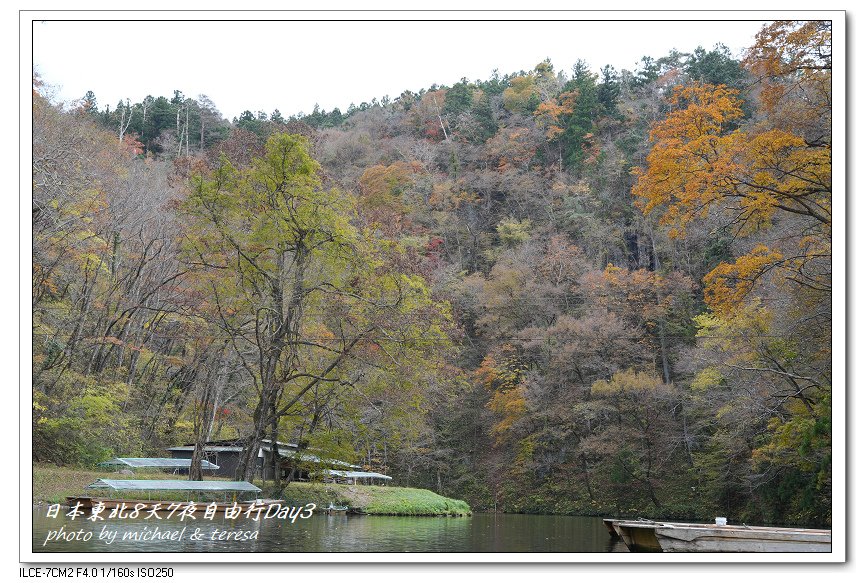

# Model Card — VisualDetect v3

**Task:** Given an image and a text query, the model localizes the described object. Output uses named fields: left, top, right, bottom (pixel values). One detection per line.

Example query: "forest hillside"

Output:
left=32, top=21, right=832, bottom=526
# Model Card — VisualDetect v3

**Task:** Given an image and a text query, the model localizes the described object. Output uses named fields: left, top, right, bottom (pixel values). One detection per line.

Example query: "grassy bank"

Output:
left=281, top=482, right=471, bottom=516
left=33, top=464, right=115, bottom=504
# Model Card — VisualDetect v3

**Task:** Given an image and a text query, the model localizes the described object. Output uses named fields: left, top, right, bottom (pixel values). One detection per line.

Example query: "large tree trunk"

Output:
left=189, top=346, right=228, bottom=481
left=237, top=396, right=271, bottom=481
left=189, top=436, right=206, bottom=481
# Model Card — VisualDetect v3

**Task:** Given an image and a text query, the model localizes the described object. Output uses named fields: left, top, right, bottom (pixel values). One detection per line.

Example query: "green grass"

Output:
left=281, top=482, right=471, bottom=516
left=33, top=464, right=113, bottom=504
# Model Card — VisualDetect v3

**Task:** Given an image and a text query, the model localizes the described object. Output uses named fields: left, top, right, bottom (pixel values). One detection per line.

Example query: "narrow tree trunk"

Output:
left=431, top=95, right=449, bottom=141
left=185, top=105, right=190, bottom=158
left=580, top=453, right=595, bottom=502
left=648, top=227, right=672, bottom=384
left=270, top=402, right=281, bottom=489
left=189, top=386, right=211, bottom=482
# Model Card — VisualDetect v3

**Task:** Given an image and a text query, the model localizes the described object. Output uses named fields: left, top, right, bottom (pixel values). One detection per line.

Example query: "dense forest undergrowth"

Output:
left=32, top=21, right=832, bottom=526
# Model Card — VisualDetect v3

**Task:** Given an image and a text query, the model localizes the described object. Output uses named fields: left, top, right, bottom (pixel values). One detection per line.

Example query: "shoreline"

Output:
left=33, top=463, right=471, bottom=518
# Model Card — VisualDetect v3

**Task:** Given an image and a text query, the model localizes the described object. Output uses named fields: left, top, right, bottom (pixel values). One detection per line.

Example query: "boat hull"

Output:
left=323, top=504, right=349, bottom=515
left=609, top=521, right=663, bottom=551
left=655, top=524, right=831, bottom=553
left=606, top=519, right=831, bottom=553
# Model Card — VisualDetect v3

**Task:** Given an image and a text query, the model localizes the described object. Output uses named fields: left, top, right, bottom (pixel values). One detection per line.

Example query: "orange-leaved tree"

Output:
left=632, top=79, right=829, bottom=314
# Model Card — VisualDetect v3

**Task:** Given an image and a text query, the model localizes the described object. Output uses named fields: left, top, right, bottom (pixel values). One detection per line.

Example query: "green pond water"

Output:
left=32, top=506, right=628, bottom=553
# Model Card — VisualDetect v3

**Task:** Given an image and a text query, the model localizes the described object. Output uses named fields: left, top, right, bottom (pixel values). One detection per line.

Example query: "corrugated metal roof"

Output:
left=166, top=443, right=360, bottom=469
left=324, top=470, right=392, bottom=480
left=170, top=439, right=298, bottom=450
left=168, top=444, right=361, bottom=469
left=261, top=439, right=299, bottom=448
left=167, top=446, right=244, bottom=452
left=99, top=458, right=219, bottom=469
left=85, top=479, right=261, bottom=492
left=285, top=453, right=362, bottom=469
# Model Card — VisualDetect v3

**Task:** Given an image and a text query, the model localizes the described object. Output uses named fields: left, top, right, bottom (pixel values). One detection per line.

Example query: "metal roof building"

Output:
left=166, top=439, right=362, bottom=481
left=322, top=470, right=392, bottom=484
left=85, top=479, right=261, bottom=493
left=99, top=458, right=220, bottom=470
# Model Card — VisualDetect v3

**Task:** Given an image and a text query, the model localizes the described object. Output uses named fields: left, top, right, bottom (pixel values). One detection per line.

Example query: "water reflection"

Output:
left=33, top=507, right=627, bottom=553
